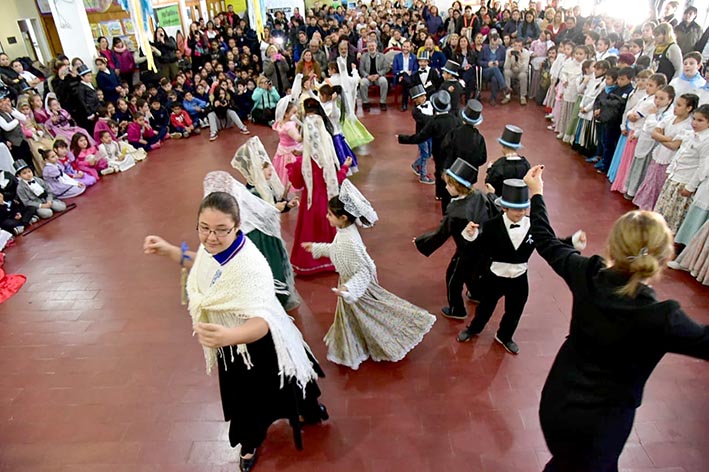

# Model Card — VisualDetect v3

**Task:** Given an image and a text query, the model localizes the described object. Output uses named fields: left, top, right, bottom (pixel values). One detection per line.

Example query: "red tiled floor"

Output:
left=1, top=97, right=707, bottom=472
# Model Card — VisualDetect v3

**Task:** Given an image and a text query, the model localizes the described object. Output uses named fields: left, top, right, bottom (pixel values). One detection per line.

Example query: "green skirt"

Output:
left=565, top=97, right=582, bottom=138
left=342, top=116, right=374, bottom=149
left=247, top=230, right=301, bottom=310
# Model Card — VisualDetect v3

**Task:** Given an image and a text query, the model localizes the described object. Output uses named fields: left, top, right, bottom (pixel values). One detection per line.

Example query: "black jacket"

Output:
left=412, top=101, right=433, bottom=133
left=75, top=83, right=100, bottom=119
left=412, top=67, right=442, bottom=97
left=415, top=191, right=498, bottom=257
left=441, top=123, right=487, bottom=171
left=594, top=83, right=633, bottom=125
left=485, top=156, right=531, bottom=195
left=439, top=79, right=464, bottom=114
left=530, top=194, right=708, bottom=420
left=398, top=112, right=459, bottom=164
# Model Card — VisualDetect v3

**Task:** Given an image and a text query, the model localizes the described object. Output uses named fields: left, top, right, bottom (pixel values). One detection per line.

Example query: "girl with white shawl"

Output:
left=143, top=190, right=326, bottom=472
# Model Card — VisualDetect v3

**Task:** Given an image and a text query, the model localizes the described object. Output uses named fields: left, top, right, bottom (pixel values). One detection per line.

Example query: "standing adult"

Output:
left=152, top=27, right=179, bottom=81
left=143, top=191, right=327, bottom=472
left=188, top=22, right=208, bottom=72
left=523, top=165, right=708, bottom=472
left=652, top=22, right=683, bottom=81
left=96, top=36, right=118, bottom=72
left=111, top=37, right=136, bottom=87
left=674, top=6, right=703, bottom=55
left=263, top=45, right=291, bottom=97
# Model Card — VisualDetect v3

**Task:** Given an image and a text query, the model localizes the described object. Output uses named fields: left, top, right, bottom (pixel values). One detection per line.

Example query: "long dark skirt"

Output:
left=217, top=332, right=324, bottom=452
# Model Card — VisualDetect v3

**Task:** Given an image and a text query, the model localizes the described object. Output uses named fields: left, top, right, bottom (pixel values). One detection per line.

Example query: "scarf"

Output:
left=301, top=114, right=340, bottom=208
left=680, top=72, right=704, bottom=87
left=605, top=84, right=618, bottom=94
left=186, top=240, right=318, bottom=391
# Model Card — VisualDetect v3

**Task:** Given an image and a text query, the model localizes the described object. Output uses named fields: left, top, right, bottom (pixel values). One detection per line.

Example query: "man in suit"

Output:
left=392, top=40, right=418, bottom=111
left=359, top=40, right=390, bottom=111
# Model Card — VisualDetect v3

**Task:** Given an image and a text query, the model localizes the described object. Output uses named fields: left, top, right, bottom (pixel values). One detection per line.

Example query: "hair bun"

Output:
left=628, top=253, right=659, bottom=279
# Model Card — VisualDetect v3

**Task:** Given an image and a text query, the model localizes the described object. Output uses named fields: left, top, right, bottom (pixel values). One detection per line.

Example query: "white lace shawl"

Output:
left=301, top=114, right=340, bottom=208
left=232, top=137, right=286, bottom=206
left=336, top=58, right=360, bottom=119
left=203, top=171, right=281, bottom=239
left=187, top=240, right=318, bottom=391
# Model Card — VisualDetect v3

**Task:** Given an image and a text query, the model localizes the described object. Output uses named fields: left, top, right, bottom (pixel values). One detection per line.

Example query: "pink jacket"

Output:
left=127, top=122, right=155, bottom=142
left=93, top=119, right=116, bottom=143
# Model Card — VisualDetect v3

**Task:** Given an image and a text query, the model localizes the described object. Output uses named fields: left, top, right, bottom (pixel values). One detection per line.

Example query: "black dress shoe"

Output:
left=465, top=291, right=480, bottom=303
left=380, top=103, right=387, bottom=111
left=457, top=328, right=478, bottom=343
left=239, top=450, right=258, bottom=472
left=363, top=103, right=371, bottom=111
left=441, top=307, right=467, bottom=320
left=495, top=335, right=519, bottom=354
left=400, top=104, right=408, bottom=112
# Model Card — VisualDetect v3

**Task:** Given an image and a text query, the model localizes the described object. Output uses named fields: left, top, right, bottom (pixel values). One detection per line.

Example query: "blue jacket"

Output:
left=183, top=96, right=207, bottom=116
left=392, top=52, right=418, bottom=76
left=478, top=45, right=506, bottom=69
left=517, top=21, right=541, bottom=43
left=429, top=50, right=447, bottom=71
left=96, top=69, right=121, bottom=104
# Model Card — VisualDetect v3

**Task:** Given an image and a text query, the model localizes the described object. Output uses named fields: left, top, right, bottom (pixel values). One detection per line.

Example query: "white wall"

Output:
left=0, top=0, right=42, bottom=59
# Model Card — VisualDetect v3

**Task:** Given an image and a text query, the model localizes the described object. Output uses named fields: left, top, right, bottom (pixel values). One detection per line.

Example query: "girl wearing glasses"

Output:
left=143, top=190, right=327, bottom=472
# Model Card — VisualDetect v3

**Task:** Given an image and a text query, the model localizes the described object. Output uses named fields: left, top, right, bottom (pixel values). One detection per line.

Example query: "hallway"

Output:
left=1, top=103, right=707, bottom=471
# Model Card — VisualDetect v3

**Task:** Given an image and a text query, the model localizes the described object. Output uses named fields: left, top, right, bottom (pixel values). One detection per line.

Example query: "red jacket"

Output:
left=169, top=109, right=193, bottom=129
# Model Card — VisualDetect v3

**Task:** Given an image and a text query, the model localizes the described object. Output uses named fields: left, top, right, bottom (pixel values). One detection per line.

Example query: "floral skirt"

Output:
left=324, top=281, right=436, bottom=370
left=654, top=179, right=693, bottom=234
left=632, top=161, right=668, bottom=210
left=674, top=219, right=709, bottom=285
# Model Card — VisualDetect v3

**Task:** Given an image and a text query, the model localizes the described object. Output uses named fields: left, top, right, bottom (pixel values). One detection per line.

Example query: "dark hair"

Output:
left=199, top=192, right=241, bottom=226
left=303, top=98, right=334, bottom=135
left=618, top=67, right=636, bottom=80
left=39, top=148, right=54, bottom=160
left=649, top=72, right=668, bottom=87
left=695, top=104, right=709, bottom=120
left=96, top=106, right=109, bottom=118
left=98, top=130, right=112, bottom=139
left=595, top=60, right=610, bottom=71
left=319, top=84, right=334, bottom=99
left=657, top=85, right=676, bottom=108
left=53, top=138, right=68, bottom=150
left=606, top=68, right=619, bottom=81
left=586, top=31, right=600, bottom=42
left=635, top=55, right=651, bottom=71
left=136, top=98, right=148, bottom=109
left=683, top=51, right=702, bottom=64
left=327, top=195, right=373, bottom=227
left=69, top=132, right=90, bottom=156
left=679, top=93, right=699, bottom=112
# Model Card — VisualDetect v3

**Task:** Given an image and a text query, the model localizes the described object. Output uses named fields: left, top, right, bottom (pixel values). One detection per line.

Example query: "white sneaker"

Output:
left=209, top=133, right=218, bottom=141
left=200, top=119, right=209, bottom=128
left=100, top=167, right=116, bottom=175
left=30, top=216, right=39, bottom=224
left=12, top=226, right=24, bottom=235
left=545, top=113, right=554, bottom=119
left=666, top=260, right=682, bottom=270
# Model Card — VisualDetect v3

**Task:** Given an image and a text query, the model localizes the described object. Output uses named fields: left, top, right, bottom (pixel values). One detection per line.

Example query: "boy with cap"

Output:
left=439, top=60, right=464, bottom=113
left=414, top=50, right=441, bottom=97
left=409, top=84, right=435, bottom=184
left=14, top=159, right=66, bottom=220
left=415, top=158, right=498, bottom=320
left=486, top=125, right=531, bottom=195
left=398, top=90, right=458, bottom=212
left=457, top=178, right=586, bottom=353
left=75, top=64, right=100, bottom=134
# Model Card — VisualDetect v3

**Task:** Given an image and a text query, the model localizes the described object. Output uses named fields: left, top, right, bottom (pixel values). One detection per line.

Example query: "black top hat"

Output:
left=496, top=179, right=530, bottom=209
left=430, top=90, right=451, bottom=112
left=417, top=50, right=430, bottom=61
left=498, top=124, right=523, bottom=149
left=446, top=158, right=478, bottom=188
left=76, top=64, right=92, bottom=77
left=409, top=84, right=426, bottom=99
left=461, top=99, right=483, bottom=125
left=13, top=159, right=30, bottom=175
left=441, top=59, right=460, bottom=76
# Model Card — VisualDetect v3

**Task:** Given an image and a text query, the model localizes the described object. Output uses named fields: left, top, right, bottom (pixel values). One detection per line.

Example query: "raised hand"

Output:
left=524, top=164, right=544, bottom=196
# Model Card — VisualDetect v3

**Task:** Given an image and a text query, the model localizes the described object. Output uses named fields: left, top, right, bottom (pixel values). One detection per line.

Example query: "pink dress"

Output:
left=44, top=109, right=95, bottom=146
left=610, top=135, right=638, bottom=193
left=76, top=146, right=108, bottom=179
left=286, top=156, right=349, bottom=276
left=272, top=120, right=302, bottom=187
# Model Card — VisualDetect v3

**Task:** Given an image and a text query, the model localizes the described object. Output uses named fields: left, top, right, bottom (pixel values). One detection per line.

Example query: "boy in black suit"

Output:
left=413, top=51, right=441, bottom=97
left=457, top=179, right=585, bottom=354
left=75, top=65, right=99, bottom=134
left=486, top=125, right=531, bottom=195
left=439, top=60, right=464, bottom=114
left=415, top=159, right=498, bottom=320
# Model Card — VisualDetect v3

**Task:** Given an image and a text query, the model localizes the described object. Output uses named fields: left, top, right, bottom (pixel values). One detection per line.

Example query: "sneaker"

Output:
left=363, top=103, right=371, bottom=112
left=30, top=216, right=39, bottom=224
left=240, top=128, right=251, bottom=135
left=547, top=125, right=555, bottom=130
left=170, top=132, right=182, bottom=139
left=465, top=291, right=480, bottom=303
left=501, top=95, right=511, bottom=104
left=150, top=142, right=161, bottom=150
left=556, top=133, right=563, bottom=139
left=495, top=335, right=519, bottom=354
left=585, top=156, right=600, bottom=163
left=419, top=175, right=435, bottom=184
left=200, top=119, right=209, bottom=128
left=12, top=226, right=24, bottom=235
left=520, top=96, right=527, bottom=105
left=594, top=161, right=605, bottom=170
left=100, top=167, right=116, bottom=176
left=441, top=307, right=467, bottom=320
left=380, top=103, right=387, bottom=111
left=457, top=328, right=479, bottom=343
left=182, top=132, right=190, bottom=138
left=411, top=163, right=421, bottom=175
left=209, top=133, right=218, bottom=141
left=544, top=113, right=554, bottom=120
left=667, top=260, right=682, bottom=270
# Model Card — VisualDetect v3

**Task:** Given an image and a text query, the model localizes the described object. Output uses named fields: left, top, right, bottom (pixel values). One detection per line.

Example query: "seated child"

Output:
left=53, top=138, right=97, bottom=187
left=97, top=130, right=144, bottom=173
left=169, top=103, right=198, bottom=138
left=93, top=106, right=117, bottom=143
left=127, top=112, right=162, bottom=151
left=40, top=148, right=85, bottom=199
left=14, top=159, right=67, bottom=219
left=113, top=98, right=133, bottom=134
left=147, top=98, right=171, bottom=140
left=182, top=90, right=209, bottom=128
left=233, top=80, right=254, bottom=122
left=0, top=169, right=35, bottom=235
left=70, top=132, right=110, bottom=178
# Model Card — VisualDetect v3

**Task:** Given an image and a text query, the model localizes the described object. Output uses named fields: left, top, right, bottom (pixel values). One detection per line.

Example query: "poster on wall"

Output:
left=155, top=4, right=184, bottom=40
left=122, top=18, right=135, bottom=35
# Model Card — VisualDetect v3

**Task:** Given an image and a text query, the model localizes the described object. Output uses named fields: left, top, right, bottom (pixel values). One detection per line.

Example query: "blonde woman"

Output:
left=652, top=22, right=683, bottom=80
left=263, top=45, right=290, bottom=96
left=525, top=165, right=708, bottom=472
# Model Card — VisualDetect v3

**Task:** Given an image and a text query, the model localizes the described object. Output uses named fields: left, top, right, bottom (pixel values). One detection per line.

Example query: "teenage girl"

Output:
left=624, top=85, right=675, bottom=199
left=634, top=93, right=697, bottom=210
left=611, top=73, right=667, bottom=193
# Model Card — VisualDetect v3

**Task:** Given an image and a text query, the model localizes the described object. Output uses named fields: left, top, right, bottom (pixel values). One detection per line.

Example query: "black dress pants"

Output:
left=446, top=253, right=475, bottom=316
left=466, top=271, right=528, bottom=342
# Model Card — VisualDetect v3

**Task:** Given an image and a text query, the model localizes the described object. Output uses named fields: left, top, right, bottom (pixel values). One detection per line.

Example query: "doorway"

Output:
left=16, top=18, right=51, bottom=64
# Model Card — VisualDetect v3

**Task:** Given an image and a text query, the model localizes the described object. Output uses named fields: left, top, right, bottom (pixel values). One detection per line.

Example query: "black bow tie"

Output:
left=509, top=224, right=521, bottom=229
left=419, top=68, right=427, bottom=73
left=28, top=179, right=36, bottom=184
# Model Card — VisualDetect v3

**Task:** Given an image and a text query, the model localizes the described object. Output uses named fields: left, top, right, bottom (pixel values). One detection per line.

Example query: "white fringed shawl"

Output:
left=186, top=240, right=318, bottom=391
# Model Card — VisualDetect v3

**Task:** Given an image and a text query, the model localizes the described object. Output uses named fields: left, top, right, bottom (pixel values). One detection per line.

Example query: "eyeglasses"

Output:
left=196, top=225, right=236, bottom=238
